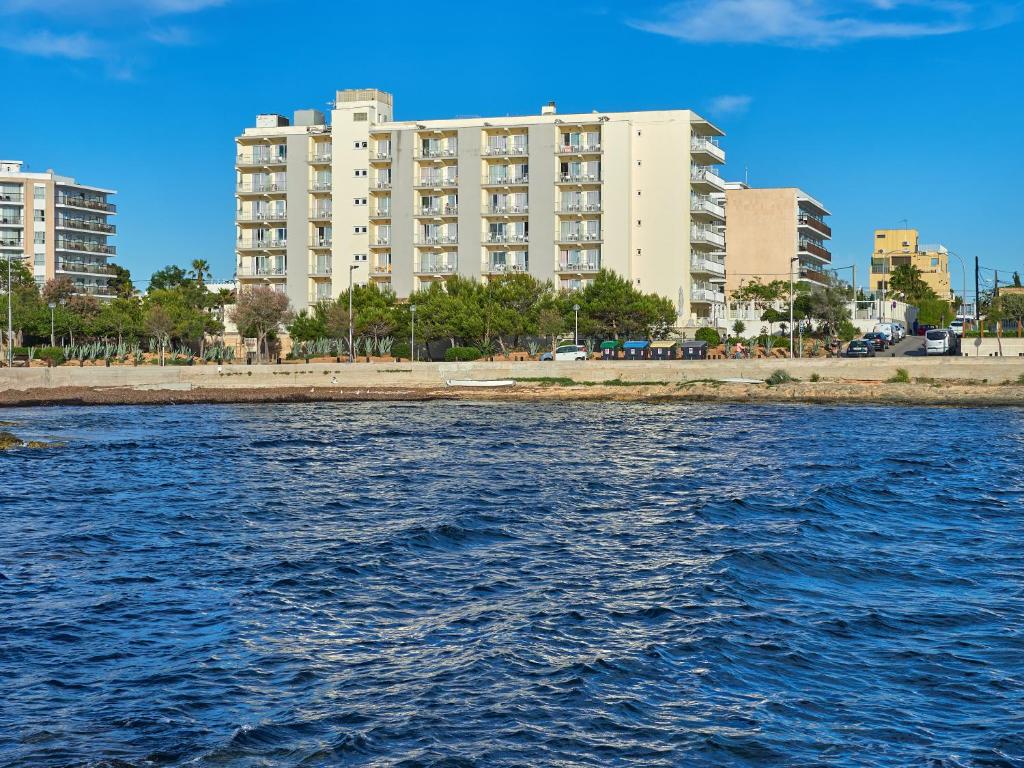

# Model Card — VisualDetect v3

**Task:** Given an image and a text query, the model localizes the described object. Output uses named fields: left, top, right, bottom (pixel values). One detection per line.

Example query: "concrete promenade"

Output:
left=3, top=356, right=1024, bottom=393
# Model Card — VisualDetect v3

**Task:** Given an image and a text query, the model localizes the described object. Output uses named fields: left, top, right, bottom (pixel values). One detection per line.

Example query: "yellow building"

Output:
left=869, top=228, right=951, bottom=298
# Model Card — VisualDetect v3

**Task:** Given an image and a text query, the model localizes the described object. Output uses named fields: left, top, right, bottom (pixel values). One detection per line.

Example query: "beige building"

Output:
left=0, top=160, right=118, bottom=298
left=723, top=183, right=832, bottom=296
left=235, top=88, right=727, bottom=326
left=869, top=228, right=950, bottom=298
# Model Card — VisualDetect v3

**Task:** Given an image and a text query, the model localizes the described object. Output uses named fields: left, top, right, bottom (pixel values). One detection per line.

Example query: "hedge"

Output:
left=443, top=346, right=482, bottom=362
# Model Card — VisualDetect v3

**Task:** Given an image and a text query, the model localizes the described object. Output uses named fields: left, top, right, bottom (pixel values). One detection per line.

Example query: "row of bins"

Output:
left=600, top=340, right=708, bottom=360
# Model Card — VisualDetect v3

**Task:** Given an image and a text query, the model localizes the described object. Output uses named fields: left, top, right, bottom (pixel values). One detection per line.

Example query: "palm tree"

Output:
left=191, top=259, right=211, bottom=287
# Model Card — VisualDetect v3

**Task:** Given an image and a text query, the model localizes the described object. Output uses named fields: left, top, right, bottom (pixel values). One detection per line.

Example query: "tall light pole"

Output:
left=573, top=303, right=580, bottom=346
left=789, top=256, right=799, bottom=358
left=946, top=249, right=969, bottom=327
left=348, top=264, right=359, bottom=363
left=5, top=254, right=12, bottom=368
left=48, top=301, right=56, bottom=347
left=409, top=304, right=417, bottom=362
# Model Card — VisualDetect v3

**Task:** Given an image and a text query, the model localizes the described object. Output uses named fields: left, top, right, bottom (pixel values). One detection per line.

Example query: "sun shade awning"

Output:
left=623, top=341, right=650, bottom=349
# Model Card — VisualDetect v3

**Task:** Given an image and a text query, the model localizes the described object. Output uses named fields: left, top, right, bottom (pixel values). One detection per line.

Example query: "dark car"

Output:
left=862, top=332, right=888, bottom=351
left=845, top=339, right=876, bottom=357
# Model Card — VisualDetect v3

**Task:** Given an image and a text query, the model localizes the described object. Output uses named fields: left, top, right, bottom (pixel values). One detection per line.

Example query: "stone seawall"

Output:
left=3, top=356, right=1024, bottom=394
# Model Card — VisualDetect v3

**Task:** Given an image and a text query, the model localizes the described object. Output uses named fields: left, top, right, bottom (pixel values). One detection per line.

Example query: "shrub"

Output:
left=35, top=347, right=66, bottom=366
left=810, top=373, right=821, bottom=383
left=888, top=368, right=911, bottom=384
left=392, top=341, right=411, bottom=359
left=695, top=327, right=721, bottom=347
left=443, top=346, right=482, bottom=362
left=766, top=369, right=796, bottom=386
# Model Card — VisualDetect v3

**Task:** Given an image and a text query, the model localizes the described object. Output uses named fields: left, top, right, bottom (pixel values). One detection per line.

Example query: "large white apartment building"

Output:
left=0, top=160, right=118, bottom=298
left=235, top=89, right=726, bottom=325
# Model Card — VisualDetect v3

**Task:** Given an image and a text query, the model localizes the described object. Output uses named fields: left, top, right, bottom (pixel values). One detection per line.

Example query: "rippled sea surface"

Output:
left=2, top=402, right=1024, bottom=767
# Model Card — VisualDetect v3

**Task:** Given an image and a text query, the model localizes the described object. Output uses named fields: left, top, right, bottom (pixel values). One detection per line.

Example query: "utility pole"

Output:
left=975, top=256, right=980, bottom=322
left=6, top=254, right=12, bottom=368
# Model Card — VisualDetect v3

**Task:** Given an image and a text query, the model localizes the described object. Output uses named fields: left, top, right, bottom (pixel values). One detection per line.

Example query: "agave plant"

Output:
left=132, top=345, right=145, bottom=366
left=378, top=336, right=394, bottom=356
left=478, top=339, right=498, bottom=357
left=527, top=340, right=540, bottom=356
left=26, top=347, right=36, bottom=363
left=223, top=347, right=235, bottom=363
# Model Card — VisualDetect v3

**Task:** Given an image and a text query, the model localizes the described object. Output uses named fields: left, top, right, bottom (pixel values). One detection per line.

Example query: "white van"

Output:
left=873, top=323, right=896, bottom=343
left=925, top=329, right=950, bottom=356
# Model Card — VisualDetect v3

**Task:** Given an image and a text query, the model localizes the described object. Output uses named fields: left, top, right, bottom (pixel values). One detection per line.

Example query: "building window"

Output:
left=636, top=220, right=641, bottom=226
left=353, top=226, right=367, bottom=234
left=34, top=232, right=45, bottom=244
left=931, top=258, right=939, bottom=267
left=353, top=141, right=367, bottom=149
left=636, top=249, right=641, bottom=256
left=34, top=210, right=45, bottom=222
left=354, top=198, right=367, bottom=205
left=34, top=186, right=45, bottom=199
left=354, top=169, right=367, bottom=177
left=354, top=253, right=368, bottom=262
left=353, top=113, right=367, bottom=121
left=636, top=160, right=642, bottom=166
left=876, top=233, right=885, bottom=239
left=636, top=190, right=641, bottom=196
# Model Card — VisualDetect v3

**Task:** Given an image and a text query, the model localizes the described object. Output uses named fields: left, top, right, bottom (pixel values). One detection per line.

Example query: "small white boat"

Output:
left=445, top=379, right=516, bottom=388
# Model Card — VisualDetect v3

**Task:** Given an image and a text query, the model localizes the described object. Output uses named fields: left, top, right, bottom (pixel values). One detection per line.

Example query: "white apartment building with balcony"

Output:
left=235, top=89, right=726, bottom=325
left=0, top=160, right=118, bottom=298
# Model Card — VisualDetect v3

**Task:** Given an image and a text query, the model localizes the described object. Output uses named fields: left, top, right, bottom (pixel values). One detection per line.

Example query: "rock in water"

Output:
left=0, top=432, right=25, bottom=450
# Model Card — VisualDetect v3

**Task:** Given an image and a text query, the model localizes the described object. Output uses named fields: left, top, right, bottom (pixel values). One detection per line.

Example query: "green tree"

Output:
left=888, top=264, right=937, bottom=304
left=1000, top=292, right=1024, bottom=337
left=230, top=285, right=292, bottom=361
left=108, top=265, right=135, bottom=298
left=148, top=264, right=192, bottom=292
left=537, top=306, right=564, bottom=353
left=190, top=259, right=212, bottom=287
left=577, top=270, right=675, bottom=340
left=144, top=304, right=175, bottom=365
left=287, top=308, right=327, bottom=342
left=95, top=297, right=143, bottom=345
left=807, top=278, right=853, bottom=338
left=1013, top=271, right=1022, bottom=288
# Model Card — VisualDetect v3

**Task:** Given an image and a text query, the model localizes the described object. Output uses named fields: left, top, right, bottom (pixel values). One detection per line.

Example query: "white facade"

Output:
left=235, top=89, right=726, bottom=325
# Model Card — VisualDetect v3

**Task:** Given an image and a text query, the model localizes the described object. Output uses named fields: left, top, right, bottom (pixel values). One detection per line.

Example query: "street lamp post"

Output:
left=5, top=254, right=12, bottom=368
left=348, top=264, right=359, bottom=363
left=48, top=301, right=56, bottom=347
left=573, top=303, right=580, bottom=346
left=946, top=249, right=969, bottom=329
left=789, top=256, right=799, bottom=358
left=410, top=304, right=417, bottom=362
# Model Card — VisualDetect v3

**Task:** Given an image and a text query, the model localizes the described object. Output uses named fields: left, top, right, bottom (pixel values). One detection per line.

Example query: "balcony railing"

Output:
left=236, top=154, right=287, bottom=167
left=371, top=263, right=393, bottom=275
left=310, top=181, right=332, bottom=192
left=311, top=238, right=332, bottom=248
left=416, top=177, right=459, bottom=188
left=558, top=232, right=602, bottom=243
left=237, top=182, right=286, bottom=193
left=57, top=217, right=116, bottom=233
left=690, top=167, right=725, bottom=190
left=308, top=293, right=334, bottom=304
left=309, top=151, right=333, bottom=163
left=57, top=261, right=117, bottom=276
left=691, top=287, right=726, bottom=303
left=558, top=257, right=601, bottom=272
left=309, top=208, right=332, bottom=219
left=483, top=175, right=529, bottom=186
left=237, top=266, right=287, bottom=277
left=309, top=263, right=332, bottom=276
left=72, top=285, right=116, bottom=298
left=486, top=259, right=530, bottom=274
left=690, top=195, right=725, bottom=219
left=415, top=234, right=459, bottom=246
left=483, top=145, right=528, bottom=157
left=0, top=192, right=24, bottom=203
left=415, top=148, right=458, bottom=159
left=373, top=180, right=392, bottom=190
left=800, top=267, right=830, bottom=284
left=691, top=227, right=725, bottom=248
left=0, top=215, right=24, bottom=226
left=0, top=237, right=25, bottom=248
left=486, top=205, right=529, bottom=215
left=798, top=214, right=832, bottom=238
left=558, top=203, right=601, bottom=214
left=558, top=173, right=601, bottom=183
left=799, top=240, right=832, bottom=261
left=237, top=239, right=287, bottom=250
left=371, top=150, right=392, bottom=161
left=486, top=233, right=529, bottom=244
left=56, top=194, right=116, bottom=212
left=56, top=240, right=116, bottom=254
left=419, top=205, right=459, bottom=216
left=558, top=143, right=602, bottom=154
left=690, top=255, right=726, bottom=277
left=238, top=210, right=288, bottom=223
left=690, top=136, right=726, bottom=163
left=415, top=262, right=458, bottom=274
left=370, top=207, right=391, bottom=218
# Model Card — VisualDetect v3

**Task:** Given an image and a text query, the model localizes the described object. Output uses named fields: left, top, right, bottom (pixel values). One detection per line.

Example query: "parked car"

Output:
left=554, top=344, right=588, bottom=362
left=891, top=322, right=907, bottom=341
left=949, top=320, right=964, bottom=337
left=925, top=328, right=950, bottom=355
left=539, top=352, right=553, bottom=361
left=873, top=323, right=897, bottom=343
left=845, top=339, right=876, bottom=357
left=863, top=332, right=889, bottom=351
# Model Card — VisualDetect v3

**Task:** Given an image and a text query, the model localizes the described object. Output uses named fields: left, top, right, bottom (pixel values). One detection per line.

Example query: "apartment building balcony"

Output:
left=690, top=226, right=725, bottom=248
left=418, top=205, right=459, bottom=217
left=415, top=177, right=459, bottom=189
left=56, top=240, right=116, bottom=255
left=557, top=233, right=602, bottom=245
left=309, top=208, right=332, bottom=221
left=558, top=203, right=602, bottom=215
left=369, top=151, right=392, bottom=163
left=235, top=154, right=287, bottom=168
left=415, top=148, right=458, bottom=160
left=57, top=217, right=116, bottom=234
left=237, top=181, right=286, bottom=195
left=237, top=266, right=287, bottom=278
left=57, top=261, right=117, bottom=277
left=309, top=262, right=332, bottom=277
left=798, top=214, right=832, bottom=238
left=557, top=173, right=601, bottom=184
left=0, top=192, right=24, bottom=204
left=557, top=143, right=602, bottom=155
left=415, top=260, right=458, bottom=276
left=72, top=285, right=116, bottom=299
left=309, top=149, right=333, bottom=165
left=690, top=254, right=726, bottom=277
left=690, top=167, right=726, bottom=193
left=486, top=233, right=529, bottom=245
left=557, top=257, right=601, bottom=273
left=310, top=238, right=332, bottom=249
left=799, top=239, right=832, bottom=261
left=309, top=181, right=332, bottom=193
left=690, top=136, right=726, bottom=164
left=690, top=195, right=725, bottom=220
left=482, top=175, right=529, bottom=188
left=369, top=206, right=392, bottom=220
left=370, top=237, right=392, bottom=248
left=800, top=266, right=830, bottom=285
left=485, top=204, right=528, bottom=216
left=373, top=180, right=392, bottom=190
left=370, top=262, right=393, bottom=277
left=691, top=286, right=726, bottom=304
left=483, top=145, right=529, bottom=157
left=56, top=194, right=116, bottom=213
left=415, top=234, right=459, bottom=247
left=484, top=256, right=530, bottom=274
left=0, top=237, right=25, bottom=248
left=0, top=214, right=24, bottom=226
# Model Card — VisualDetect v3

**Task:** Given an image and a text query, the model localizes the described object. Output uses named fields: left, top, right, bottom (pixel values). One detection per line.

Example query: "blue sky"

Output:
left=2, top=0, right=1021, bottom=296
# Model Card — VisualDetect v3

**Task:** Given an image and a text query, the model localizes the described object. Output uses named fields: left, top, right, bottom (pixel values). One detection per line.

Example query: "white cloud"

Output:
left=631, top=0, right=1009, bottom=46
left=709, top=94, right=753, bottom=115
left=0, top=29, right=104, bottom=59
left=0, top=0, right=226, bottom=17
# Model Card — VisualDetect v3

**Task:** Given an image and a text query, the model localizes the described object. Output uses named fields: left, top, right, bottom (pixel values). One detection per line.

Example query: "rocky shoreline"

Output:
left=1, top=380, right=1023, bottom=408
